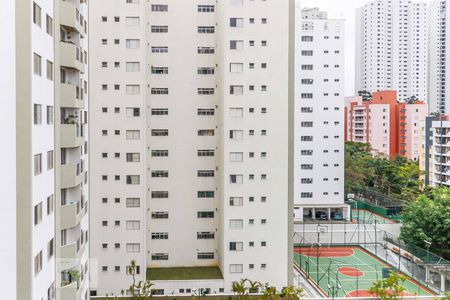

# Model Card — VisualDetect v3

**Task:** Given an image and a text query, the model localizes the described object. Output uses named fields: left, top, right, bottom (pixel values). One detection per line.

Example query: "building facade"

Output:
left=0, top=0, right=89, bottom=300
left=89, top=0, right=294, bottom=296
left=429, top=0, right=450, bottom=115
left=355, top=0, right=428, bottom=102
left=294, top=6, right=348, bottom=221
left=345, top=91, right=428, bottom=161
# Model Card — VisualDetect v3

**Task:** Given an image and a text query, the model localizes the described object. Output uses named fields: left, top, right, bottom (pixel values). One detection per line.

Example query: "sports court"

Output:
left=294, top=246, right=434, bottom=298
left=352, top=209, right=396, bottom=224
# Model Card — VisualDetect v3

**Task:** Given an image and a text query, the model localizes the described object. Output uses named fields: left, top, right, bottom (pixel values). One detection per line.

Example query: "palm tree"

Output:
left=231, top=279, right=248, bottom=300
left=262, top=283, right=279, bottom=300
left=280, top=285, right=304, bottom=300
left=247, top=280, right=262, bottom=294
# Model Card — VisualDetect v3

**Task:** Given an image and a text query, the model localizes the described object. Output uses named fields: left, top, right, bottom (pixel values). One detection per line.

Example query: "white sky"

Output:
left=300, top=0, right=433, bottom=96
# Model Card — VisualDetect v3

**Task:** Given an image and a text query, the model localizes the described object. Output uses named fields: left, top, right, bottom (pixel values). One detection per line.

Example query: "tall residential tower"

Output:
left=0, top=0, right=89, bottom=300
left=294, top=6, right=348, bottom=221
left=89, top=0, right=294, bottom=296
left=355, top=0, right=428, bottom=102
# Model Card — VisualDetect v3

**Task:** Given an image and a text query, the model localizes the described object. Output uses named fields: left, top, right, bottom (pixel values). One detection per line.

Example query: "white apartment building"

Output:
left=294, top=6, right=348, bottom=221
left=89, top=0, right=294, bottom=296
left=429, top=0, right=450, bottom=114
left=0, top=1, right=89, bottom=300
left=355, top=0, right=428, bottom=102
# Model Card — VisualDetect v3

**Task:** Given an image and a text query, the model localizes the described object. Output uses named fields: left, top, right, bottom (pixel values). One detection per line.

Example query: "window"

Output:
left=197, top=191, right=214, bottom=198
left=152, top=170, right=168, bottom=177
left=197, top=67, right=214, bottom=75
left=198, top=5, right=215, bottom=12
left=197, top=232, right=215, bottom=239
left=197, top=170, right=214, bottom=177
left=126, top=153, right=140, bottom=162
left=198, top=129, right=214, bottom=136
left=230, top=18, right=244, bottom=28
left=151, top=253, right=169, bottom=261
left=152, top=212, right=169, bottom=219
left=126, top=175, right=140, bottom=185
left=230, top=108, right=243, bottom=117
left=126, top=130, right=140, bottom=140
left=198, top=88, right=214, bottom=95
left=34, top=154, right=42, bottom=175
left=126, top=39, right=140, bottom=49
left=47, top=238, right=54, bottom=260
left=152, top=129, right=169, bottom=136
left=198, top=109, right=214, bottom=115
left=33, top=2, right=41, bottom=26
left=197, top=150, right=214, bottom=157
left=229, top=197, right=243, bottom=206
left=229, top=242, right=243, bottom=251
left=34, top=104, right=42, bottom=125
left=47, top=195, right=54, bottom=215
left=151, top=232, right=168, bottom=240
left=229, top=219, right=243, bottom=229
left=151, top=46, right=168, bottom=53
left=152, top=150, right=169, bottom=157
left=126, top=198, right=140, bottom=207
left=230, top=174, right=243, bottom=184
left=33, top=53, right=42, bottom=76
left=47, top=150, right=53, bottom=170
left=230, top=152, right=243, bottom=162
left=126, top=17, right=140, bottom=26
left=151, top=191, right=169, bottom=198
left=126, top=243, right=140, bottom=253
left=152, top=66, right=169, bottom=74
left=46, top=106, right=53, bottom=124
left=230, top=85, right=243, bottom=95
left=198, top=47, right=215, bottom=54
left=126, top=62, right=140, bottom=72
left=230, top=63, right=244, bottom=73
left=126, top=221, right=140, bottom=230
left=230, top=0, right=243, bottom=4
left=151, top=25, right=168, bottom=33
left=34, top=251, right=43, bottom=275
left=229, top=130, right=243, bottom=140
left=301, top=36, right=313, bottom=42
left=301, top=50, right=313, bottom=56
left=126, top=108, right=140, bottom=117
left=151, top=4, right=168, bottom=11
left=34, top=202, right=42, bottom=225
left=126, top=85, right=140, bottom=95
left=151, top=88, right=169, bottom=95
left=230, top=264, right=243, bottom=273
left=301, top=65, right=313, bottom=70
left=197, top=211, right=214, bottom=218
left=46, top=15, right=53, bottom=36
left=230, top=40, right=244, bottom=50
left=198, top=26, right=215, bottom=33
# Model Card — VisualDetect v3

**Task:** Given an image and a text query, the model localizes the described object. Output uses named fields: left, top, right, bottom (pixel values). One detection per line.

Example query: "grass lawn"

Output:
left=147, top=266, right=223, bottom=281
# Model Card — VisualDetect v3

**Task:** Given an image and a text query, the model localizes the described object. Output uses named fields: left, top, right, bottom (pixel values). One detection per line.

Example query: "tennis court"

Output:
left=294, top=246, right=434, bottom=297
left=352, top=209, right=396, bottom=224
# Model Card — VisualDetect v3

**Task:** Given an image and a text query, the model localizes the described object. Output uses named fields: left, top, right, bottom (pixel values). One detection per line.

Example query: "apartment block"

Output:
left=0, top=0, right=89, bottom=300
left=89, top=0, right=293, bottom=296
left=429, top=0, right=450, bottom=115
left=355, top=0, right=428, bottom=102
left=419, top=116, right=450, bottom=187
left=345, top=91, right=428, bottom=160
left=294, top=6, right=348, bottom=221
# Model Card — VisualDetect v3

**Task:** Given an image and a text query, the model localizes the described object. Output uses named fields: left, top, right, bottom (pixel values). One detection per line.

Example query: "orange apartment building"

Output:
left=345, top=91, right=428, bottom=160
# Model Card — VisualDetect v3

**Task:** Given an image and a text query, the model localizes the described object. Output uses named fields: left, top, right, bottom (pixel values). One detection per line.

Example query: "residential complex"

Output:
left=419, top=115, right=450, bottom=188
left=345, top=91, right=428, bottom=160
left=89, top=0, right=294, bottom=296
left=429, top=0, right=450, bottom=114
left=294, top=7, right=348, bottom=221
left=0, top=0, right=89, bottom=300
left=355, top=0, right=428, bottom=102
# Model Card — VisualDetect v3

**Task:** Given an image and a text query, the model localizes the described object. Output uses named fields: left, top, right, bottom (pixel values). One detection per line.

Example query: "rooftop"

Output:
left=147, top=266, right=223, bottom=281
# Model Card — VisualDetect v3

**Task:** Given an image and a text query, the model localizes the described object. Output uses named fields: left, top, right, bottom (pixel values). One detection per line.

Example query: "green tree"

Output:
left=400, top=189, right=450, bottom=259
left=127, top=260, right=154, bottom=300
left=280, top=285, right=304, bottom=300
left=368, top=272, right=407, bottom=300
left=231, top=279, right=248, bottom=300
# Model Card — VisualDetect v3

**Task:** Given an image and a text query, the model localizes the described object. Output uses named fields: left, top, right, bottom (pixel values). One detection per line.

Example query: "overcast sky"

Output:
left=300, top=0, right=433, bottom=96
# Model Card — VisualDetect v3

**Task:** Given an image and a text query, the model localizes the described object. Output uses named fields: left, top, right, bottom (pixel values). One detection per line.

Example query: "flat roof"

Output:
left=147, top=266, right=223, bottom=281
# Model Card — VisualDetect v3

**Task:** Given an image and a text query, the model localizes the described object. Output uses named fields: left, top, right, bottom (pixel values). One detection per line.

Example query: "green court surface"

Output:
left=294, top=246, right=434, bottom=298
left=352, top=209, right=396, bottom=224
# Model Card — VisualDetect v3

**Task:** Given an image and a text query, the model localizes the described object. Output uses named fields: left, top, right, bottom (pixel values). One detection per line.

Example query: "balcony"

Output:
left=60, top=202, right=87, bottom=230
left=60, top=84, right=84, bottom=109
left=61, top=124, right=84, bottom=148
left=60, top=281, right=77, bottom=299
left=59, top=242, right=78, bottom=270
left=59, top=0, right=85, bottom=36
left=60, top=42, right=85, bottom=73
left=60, top=163, right=85, bottom=189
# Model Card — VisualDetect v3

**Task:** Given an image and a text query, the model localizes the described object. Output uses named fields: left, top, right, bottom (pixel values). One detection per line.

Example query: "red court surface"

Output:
left=294, top=246, right=355, bottom=257
left=338, top=267, right=364, bottom=277
left=346, top=290, right=416, bottom=297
